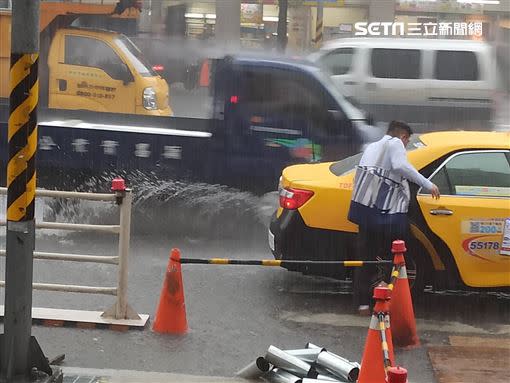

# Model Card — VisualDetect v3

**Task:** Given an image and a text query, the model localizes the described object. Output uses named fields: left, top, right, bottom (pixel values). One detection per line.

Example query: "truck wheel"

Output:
left=183, top=67, right=198, bottom=90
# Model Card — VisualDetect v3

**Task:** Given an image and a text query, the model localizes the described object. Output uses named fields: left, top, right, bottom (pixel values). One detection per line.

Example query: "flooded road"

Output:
left=1, top=191, right=508, bottom=382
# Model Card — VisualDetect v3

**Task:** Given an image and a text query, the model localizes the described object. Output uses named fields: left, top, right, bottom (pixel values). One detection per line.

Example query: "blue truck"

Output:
left=1, top=55, right=380, bottom=194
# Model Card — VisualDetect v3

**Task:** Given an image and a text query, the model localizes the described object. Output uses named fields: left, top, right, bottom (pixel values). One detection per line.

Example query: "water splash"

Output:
left=37, top=170, right=279, bottom=239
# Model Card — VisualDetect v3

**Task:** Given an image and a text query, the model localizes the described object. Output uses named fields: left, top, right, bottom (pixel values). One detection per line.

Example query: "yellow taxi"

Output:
left=268, top=131, right=510, bottom=293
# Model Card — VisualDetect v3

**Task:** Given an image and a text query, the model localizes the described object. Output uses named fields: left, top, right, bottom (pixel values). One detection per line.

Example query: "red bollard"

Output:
left=386, top=366, right=408, bottom=383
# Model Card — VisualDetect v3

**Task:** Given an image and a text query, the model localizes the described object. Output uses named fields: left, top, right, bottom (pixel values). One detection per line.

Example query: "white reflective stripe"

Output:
left=398, top=266, right=408, bottom=279
left=369, top=315, right=379, bottom=330
left=385, top=314, right=391, bottom=329
left=369, top=314, right=391, bottom=330
left=41, top=120, right=212, bottom=138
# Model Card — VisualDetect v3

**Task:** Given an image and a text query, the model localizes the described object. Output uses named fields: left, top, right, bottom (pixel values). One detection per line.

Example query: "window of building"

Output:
left=434, top=50, right=479, bottom=81
left=370, top=48, right=421, bottom=79
left=430, top=151, right=510, bottom=197
left=319, top=48, right=354, bottom=76
left=65, top=35, right=128, bottom=80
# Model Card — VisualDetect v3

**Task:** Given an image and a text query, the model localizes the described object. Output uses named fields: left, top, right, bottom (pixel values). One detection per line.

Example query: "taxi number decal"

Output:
left=468, top=241, right=499, bottom=250
left=462, top=235, right=507, bottom=259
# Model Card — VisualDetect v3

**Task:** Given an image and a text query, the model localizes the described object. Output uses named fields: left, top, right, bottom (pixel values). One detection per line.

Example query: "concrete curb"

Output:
left=61, top=367, right=251, bottom=383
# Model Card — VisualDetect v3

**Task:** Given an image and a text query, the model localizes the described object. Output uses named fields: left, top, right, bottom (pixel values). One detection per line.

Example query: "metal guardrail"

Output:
left=0, top=184, right=140, bottom=321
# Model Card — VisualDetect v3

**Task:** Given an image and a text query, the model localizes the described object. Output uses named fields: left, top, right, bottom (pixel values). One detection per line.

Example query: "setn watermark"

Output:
left=354, top=21, right=483, bottom=37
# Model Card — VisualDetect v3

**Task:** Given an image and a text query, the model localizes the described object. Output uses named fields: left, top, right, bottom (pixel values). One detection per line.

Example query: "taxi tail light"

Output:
left=279, top=188, right=314, bottom=210
left=153, top=64, right=165, bottom=72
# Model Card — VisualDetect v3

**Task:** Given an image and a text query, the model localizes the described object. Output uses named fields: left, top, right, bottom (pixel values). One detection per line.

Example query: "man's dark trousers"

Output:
left=353, top=222, right=409, bottom=308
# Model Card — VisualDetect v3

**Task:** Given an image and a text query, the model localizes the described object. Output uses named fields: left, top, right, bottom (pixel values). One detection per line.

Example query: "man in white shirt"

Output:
left=348, top=121, right=440, bottom=315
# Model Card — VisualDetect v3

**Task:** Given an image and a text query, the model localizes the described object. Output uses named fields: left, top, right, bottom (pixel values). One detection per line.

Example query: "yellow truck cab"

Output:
left=0, top=1, right=172, bottom=116
left=47, top=27, right=171, bottom=116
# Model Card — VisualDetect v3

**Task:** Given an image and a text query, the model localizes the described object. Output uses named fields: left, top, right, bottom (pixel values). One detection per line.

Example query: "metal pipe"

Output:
left=0, top=220, right=121, bottom=233
left=307, top=345, right=360, bottom=370
left=265, top=345, right=317, bottom=379
left=0, top=187, right=116, bottom=202
left=265, top=368, right=301, bottom=383
left=314, top=366, right=348, bottom=382
left=115, top=190, right=132, bottom=319
left=284, top=348, right=325, bottom=363
left=0, top=281, right=117, bottom=295
left=316, top=351, right=359, bottom=382
left=235, top=357, right=271, bottom=379
left=36, top=222, right=120, bottom=233
left=0, top=249, right=118, bottom=265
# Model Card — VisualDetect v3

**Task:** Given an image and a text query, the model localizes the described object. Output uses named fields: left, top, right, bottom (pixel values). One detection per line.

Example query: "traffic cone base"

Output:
left=153, top=248, right=188, bottom=334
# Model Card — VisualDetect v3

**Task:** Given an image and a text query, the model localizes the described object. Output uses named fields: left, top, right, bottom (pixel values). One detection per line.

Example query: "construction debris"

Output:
left=236, top=343, right=360, bottom=383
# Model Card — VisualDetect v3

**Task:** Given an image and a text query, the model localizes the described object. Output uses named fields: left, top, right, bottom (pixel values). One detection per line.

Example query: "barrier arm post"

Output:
left=0, top=0, right=62, bottom=381
left=102, top=179, right=140, bottom=320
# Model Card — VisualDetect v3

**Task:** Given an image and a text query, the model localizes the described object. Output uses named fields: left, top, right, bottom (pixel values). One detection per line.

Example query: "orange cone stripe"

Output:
left=398, top=266, right=408, bottom=279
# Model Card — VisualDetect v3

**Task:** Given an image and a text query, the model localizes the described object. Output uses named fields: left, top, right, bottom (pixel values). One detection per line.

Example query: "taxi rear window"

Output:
left=329, top=135, right=425, bottom=176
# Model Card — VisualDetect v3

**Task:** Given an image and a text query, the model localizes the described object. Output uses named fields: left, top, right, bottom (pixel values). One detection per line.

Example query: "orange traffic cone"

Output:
left=153, top=248, right=188, bottom=334
left=199, top=59, right=210, bottom=87
left=358, top=286, right=395, bottom=383
left=389, top=240, right=420, bottom=348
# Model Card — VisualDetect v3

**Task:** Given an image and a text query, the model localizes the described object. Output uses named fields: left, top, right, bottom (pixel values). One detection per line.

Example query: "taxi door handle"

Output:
left=430, top=209, right=453, bottom=216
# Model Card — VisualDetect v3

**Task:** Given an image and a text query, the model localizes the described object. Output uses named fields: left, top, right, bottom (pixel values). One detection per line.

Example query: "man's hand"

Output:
left=430, top=184, right=440, bottom=199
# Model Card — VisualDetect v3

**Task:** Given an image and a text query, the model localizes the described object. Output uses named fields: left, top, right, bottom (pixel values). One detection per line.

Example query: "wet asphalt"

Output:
left=1, top=223, right=509, bottom=383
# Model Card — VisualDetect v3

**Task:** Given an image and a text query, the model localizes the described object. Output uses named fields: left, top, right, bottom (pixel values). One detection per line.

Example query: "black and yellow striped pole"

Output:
left=176, top=257, right=392, bottom=267
left=1, top=1, right=57, bottom=381
left=315, top=0, right=324, bottom=47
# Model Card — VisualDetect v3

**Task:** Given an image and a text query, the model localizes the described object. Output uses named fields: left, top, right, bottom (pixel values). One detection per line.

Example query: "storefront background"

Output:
left=148, top=0, right=509, bottom=51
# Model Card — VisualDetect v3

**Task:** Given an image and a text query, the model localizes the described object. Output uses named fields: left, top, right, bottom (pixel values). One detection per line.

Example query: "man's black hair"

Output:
left=387, top=120, right=413, bottom=137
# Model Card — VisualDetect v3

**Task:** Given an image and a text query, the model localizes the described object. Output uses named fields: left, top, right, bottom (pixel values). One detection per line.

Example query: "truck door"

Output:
left=48, top=32, right=136, bottom=114
left=224, top=65, right=357, bottom=190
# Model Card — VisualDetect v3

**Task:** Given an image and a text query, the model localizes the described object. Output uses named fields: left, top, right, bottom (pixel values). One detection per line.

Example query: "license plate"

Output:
left=268, top=229, right=275, bottom=252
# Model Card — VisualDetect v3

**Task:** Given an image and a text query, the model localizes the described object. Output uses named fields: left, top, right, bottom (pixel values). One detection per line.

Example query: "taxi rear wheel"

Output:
left=370, top=240, right=427, bottom=296
left=405, top=240, right=430, bottom=297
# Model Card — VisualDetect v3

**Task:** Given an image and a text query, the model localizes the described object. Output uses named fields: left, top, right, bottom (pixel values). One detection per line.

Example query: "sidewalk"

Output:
left=62, top=367, right=250, bottom=383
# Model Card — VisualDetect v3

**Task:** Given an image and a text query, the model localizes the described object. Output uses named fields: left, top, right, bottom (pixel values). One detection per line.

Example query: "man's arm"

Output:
left=389, top=139, right=434, bottom=191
